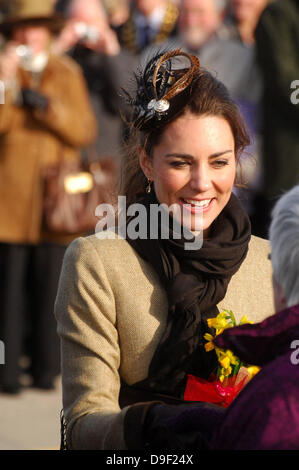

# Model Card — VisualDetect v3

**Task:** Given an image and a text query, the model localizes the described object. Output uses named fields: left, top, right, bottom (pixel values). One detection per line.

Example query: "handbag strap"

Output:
left=60, top=409, right=68, bottom=450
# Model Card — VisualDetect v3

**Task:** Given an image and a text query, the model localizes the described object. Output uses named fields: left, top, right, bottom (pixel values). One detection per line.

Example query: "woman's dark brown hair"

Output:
left=120, top=49, right=250, bottom=205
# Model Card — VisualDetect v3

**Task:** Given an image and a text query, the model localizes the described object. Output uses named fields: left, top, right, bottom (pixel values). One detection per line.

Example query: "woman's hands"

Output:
left=142, top=402, right=226, bottom=450
left=124, top=401, right=226, bottom=450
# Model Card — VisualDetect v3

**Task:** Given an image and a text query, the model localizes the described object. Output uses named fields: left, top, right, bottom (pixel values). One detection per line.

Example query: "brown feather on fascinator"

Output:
left=123, top=49, right=200, bottom=131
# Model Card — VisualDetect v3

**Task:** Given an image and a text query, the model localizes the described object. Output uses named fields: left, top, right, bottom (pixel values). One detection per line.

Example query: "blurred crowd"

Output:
left=0, top=0, right=298, bottom=395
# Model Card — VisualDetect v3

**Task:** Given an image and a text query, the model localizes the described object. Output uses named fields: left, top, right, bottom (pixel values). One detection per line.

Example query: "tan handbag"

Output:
left=42, top=155, right=118, bottom=234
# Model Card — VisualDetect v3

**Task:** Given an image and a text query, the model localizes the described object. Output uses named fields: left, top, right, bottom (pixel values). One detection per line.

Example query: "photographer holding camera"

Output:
left=53, top=0, right=121, bottom=56
left=53, top=0, right=136, bottom=164
left=0, top=0, right=97, bottom=394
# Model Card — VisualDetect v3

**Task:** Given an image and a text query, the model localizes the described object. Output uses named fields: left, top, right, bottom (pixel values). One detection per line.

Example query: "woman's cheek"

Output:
left=216, top=168, right=236, bottom=191
left=165, top=174, right=185, bottom=196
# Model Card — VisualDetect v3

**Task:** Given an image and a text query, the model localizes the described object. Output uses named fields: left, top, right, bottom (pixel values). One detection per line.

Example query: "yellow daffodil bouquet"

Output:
left=184, top=310, right=260, bottom=407
left=205, top=310, right=259, bottom=384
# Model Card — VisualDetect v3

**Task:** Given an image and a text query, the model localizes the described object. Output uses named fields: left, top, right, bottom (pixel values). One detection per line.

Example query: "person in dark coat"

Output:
left=54, top=0, right=136, bottom=164
left=252, top=0, right=299, bottom=238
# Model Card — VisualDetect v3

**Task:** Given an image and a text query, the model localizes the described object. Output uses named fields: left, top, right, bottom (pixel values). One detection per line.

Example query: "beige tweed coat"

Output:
left=54, top=233, right=274, bottom=450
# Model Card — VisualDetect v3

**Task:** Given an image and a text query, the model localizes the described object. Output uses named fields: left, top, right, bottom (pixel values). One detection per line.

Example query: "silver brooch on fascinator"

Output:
left=147, top=98, right=170, bottom=118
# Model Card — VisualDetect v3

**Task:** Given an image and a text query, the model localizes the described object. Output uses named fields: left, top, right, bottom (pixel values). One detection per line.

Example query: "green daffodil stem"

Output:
left=233, top=359, right=242, bottom=376
left=227, top=309, right=237, bottom=327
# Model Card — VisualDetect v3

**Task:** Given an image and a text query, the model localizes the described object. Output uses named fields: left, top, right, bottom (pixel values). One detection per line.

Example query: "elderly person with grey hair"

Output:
left=129, top=185, right=299, bottom=450
left=208, top=184, right=299, bottom=449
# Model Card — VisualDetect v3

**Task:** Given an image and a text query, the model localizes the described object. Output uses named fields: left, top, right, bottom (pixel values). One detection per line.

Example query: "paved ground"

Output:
left=0, top=376, right=62, bottom=450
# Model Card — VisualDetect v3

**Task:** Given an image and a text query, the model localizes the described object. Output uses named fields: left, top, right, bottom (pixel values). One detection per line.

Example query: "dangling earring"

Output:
left=146, top=178, right=152, bottom=194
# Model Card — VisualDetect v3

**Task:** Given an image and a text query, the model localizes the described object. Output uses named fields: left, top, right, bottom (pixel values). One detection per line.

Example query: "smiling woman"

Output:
left=55, top=49, right=274, bottom=450
left=121, top=50, right=249, bottom=206
left=140, top=113, right=236, bottom=237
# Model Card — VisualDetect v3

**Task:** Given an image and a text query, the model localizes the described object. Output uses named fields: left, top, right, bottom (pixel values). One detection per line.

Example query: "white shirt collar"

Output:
left=134, top=4, right=167, bottom=34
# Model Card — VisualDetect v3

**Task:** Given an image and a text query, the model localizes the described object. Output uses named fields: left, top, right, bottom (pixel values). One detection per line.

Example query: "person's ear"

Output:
left=138, top=146, right=153, bottom=181
left=273, top=274, right=287, bottom=312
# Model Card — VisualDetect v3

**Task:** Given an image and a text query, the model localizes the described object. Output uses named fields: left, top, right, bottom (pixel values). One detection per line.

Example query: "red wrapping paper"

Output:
left=184, top=372, right=248, bottom=408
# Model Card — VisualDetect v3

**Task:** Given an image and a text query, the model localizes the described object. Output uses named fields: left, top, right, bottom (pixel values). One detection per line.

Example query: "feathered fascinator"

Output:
left=124, top=49, right=200, bottom=131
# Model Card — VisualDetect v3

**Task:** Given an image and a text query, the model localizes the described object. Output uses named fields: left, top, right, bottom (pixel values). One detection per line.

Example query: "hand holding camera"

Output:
left=0, top=42, right=22, bottom=83
left=73, top=22, right=100, bottom=44
left=52, top=20, right=120, bottom=56
left=94, top=26, right=120, bottom=56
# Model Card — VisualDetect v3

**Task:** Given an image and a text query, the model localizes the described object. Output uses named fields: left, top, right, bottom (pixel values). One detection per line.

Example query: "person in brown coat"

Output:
left=0, top=0, right=97, bottom=394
